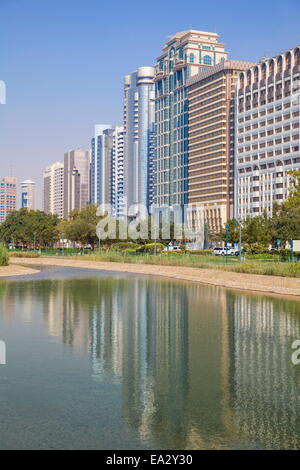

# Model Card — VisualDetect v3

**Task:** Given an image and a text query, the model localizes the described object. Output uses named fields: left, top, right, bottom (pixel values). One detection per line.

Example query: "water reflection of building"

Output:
left=0, top=277, right=299, bottom=449
left=227, top=294, right=300, bottom=449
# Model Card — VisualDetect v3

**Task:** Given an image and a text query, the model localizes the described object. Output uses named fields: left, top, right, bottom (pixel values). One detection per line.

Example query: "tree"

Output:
left=59, top=205, right=103, bottom=249
left=0, top=209, right=59, bottom=246
left=218, top=219, right=240, bottom=244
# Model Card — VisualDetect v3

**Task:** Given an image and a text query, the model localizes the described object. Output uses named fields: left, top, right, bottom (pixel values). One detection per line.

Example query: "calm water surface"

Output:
left=0, top=266, right=299, bottom=450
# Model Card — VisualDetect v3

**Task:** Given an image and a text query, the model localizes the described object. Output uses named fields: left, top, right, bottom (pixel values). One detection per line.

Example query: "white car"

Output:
left=164, top=246, right=182, bottom=252
left=213, top=247, right=239, bottom=256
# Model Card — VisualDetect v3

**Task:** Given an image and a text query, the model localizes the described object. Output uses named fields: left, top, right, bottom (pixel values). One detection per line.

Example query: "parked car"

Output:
left=213, top=247, right=240, bottom=256
left=164, top=246, right=182, bottom=252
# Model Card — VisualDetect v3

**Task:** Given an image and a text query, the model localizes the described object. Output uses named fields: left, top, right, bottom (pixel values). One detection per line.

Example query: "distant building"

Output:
left=106, top=126, right=125, bottom=219
left=90, top=125, right=112, bottom=206
left=0, top=177, right=17, bottom=223
left=43, top=162, right=64, bottom=219
left=20, top=179, right=36, bottom=210
left=63, top=149, right=91, bottom=218
left=124, top=67, right=155, bottom=215
left=235, top=46, right=300, bottom=219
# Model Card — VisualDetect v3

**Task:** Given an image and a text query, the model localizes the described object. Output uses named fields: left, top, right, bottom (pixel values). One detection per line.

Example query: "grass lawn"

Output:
left=73, top=251, right=300, bottom=278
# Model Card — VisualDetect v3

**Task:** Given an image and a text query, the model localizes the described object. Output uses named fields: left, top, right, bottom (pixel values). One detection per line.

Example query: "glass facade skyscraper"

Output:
left=124, top=67, right=155, bottom=215
left=154, top=30, right=228, bottom=209
left=91, top=125, right=112, bottom=206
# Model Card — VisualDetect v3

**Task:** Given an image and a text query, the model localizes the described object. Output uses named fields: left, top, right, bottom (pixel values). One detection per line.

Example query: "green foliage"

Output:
left=218, top=219, right=241, bottom=244
left=0, top=209, right=59, bottom=247
left=0, top=244, right=9, bottom=266
left=113, top=242, right=140, bottom=251
left=137, top=242, right=164, bottom=253
left=186, top=249, right=213, bottom=255
left=9, top=251, right=40, bottom=258
left=59, top=205, right=102, bottom=249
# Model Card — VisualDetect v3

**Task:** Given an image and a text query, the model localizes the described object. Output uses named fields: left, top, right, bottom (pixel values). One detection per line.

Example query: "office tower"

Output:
left=235, top=46, right=300, bottom=220
left=20, top=179, right=36, bottom=210
left=63, top=149, right=91, bottom=218
left=124, top=67, right=155, bottom=215
left=43, top=162, right=64, bottom=218
left=90, top=125, right=112, bottom=206
left=106, top=126, right=125, bottom=219
left=154, top=30, right=228, bottom=210
left=186, top=60, right=254, bottom=233
left=0, top=177, right=17, bottom=223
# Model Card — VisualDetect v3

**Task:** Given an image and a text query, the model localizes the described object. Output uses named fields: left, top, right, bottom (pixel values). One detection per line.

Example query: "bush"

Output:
left=9, top=251, right=40, bottom=258
left=0, top=244, right=9, bottom=266
left=137, top=243, right=164, bottom=253
left=186, top=249, right=213, bottom=255
left=123, top=248, right=138, bottom=254
left=113, top=242, right=140, bottom=251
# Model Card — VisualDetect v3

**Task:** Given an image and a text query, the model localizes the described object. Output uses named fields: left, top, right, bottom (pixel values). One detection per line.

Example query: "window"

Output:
left=203, top=55, right=212, bottom=65
left=189, top=53, right=194, bottom=63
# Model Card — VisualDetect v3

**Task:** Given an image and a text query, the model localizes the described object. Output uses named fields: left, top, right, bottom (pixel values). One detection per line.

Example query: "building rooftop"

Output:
left=186, top=60, right=256, bottom=87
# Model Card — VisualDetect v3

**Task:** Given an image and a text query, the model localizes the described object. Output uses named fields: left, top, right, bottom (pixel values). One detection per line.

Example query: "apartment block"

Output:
left=43, top=162, right=64, bottom=219
left=0, top=177, right=17, bottom=223
left=63, top=149, right=91, bottom=218
left=154, top=30, right=228, bottom=210
left=20, top=179, right=36, bottom=210
left=235, top=46, right=300, bottom=219
left=124, top=67, right=155, bottom=215
left=187, top=60, right=254, bottom=233
left=90, top=125, right=112, bottom=206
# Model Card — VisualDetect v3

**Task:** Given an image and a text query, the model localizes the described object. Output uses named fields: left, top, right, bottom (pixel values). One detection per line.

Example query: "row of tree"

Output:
left=0, top=173, right=300, bottom=250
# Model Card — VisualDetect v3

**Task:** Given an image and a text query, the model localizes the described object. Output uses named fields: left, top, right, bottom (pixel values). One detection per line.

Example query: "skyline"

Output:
left=0, top=0, right=300, bottom=207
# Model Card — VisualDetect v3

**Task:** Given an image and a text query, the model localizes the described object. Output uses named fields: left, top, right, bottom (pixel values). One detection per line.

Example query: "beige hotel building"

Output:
left=235, top=46, right=300, bottom=220
left=186, top=60, right=254, bottom=233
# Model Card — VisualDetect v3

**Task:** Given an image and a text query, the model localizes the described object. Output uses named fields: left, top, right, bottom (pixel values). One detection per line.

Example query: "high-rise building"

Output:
left=154, top=30, right=228, bottom=210
left=124, top=67, right=155, bottom=215
left=235, top=46, right=300, bottom=220
left=0, top=177, right=17, bottom=223
left=43, top=162, right=64, bottom=218
left=63, top=149, right=91, bottom=218
left=90, top=125, right=112, bottom=206
left=20, top=179, right=36, bottom=210
left=186, top=60, right=254, bottom=233
left=106, top=126, right=125, bottom=219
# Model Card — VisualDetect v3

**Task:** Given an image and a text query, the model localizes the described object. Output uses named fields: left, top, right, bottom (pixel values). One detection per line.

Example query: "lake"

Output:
left=0, top=266, right=299, bottom=450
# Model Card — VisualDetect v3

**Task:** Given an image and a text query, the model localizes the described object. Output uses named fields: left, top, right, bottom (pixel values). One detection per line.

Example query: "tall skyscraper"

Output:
left=106, top=126, right=125, bottom=219
left=20, top=179, right=36, bottom=210
left=90, top=125, right=112, bottom=206
left=186, top=60, right=254, bottom=233
left=63, top=149, right=91, bottom=218
left=43, top=162, right=64, bottom=219
left=235, top=46, right=300, bottom=220
left=154, top=30, right=228, bottom=210
left=0, top=177, right=17, bottom=223
left=124, top=67, right=155, bottom=215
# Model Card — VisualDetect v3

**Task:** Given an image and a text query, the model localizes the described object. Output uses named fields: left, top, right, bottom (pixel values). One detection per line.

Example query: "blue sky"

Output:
left=0, top=0, right=300, bottom=206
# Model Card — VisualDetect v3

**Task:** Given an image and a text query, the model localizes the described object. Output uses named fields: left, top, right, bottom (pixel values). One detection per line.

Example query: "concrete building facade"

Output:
left=63, top=149, right=90, bottom=218
left=0, top=177, right=17, bottom=223
left=186, top=60, right=254, bottom=233
left=43, top=162, right=64, bottom=219
left=235, top=46, right=300, bottom=220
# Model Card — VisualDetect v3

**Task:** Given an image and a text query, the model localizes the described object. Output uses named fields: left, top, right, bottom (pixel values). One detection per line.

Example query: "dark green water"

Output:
left=0, top=267, right=299, bottom=450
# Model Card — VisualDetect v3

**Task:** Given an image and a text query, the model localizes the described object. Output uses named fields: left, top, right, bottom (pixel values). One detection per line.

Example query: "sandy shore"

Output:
left=0, top=264, right=40, bottom=277
left=9, top=257, right=300, bottom=298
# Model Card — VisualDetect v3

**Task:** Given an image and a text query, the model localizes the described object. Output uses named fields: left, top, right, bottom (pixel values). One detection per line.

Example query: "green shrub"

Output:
left=113, top=242, right=140, bottom=251
left=138, top=243, right=164, bottom=253
left=123, top=248, right=138, bottom=254
left=9, top=251, right=40, bottom=258
left=0, top=244, right=9, bottom=266
left=186, top=249, right=213, bottom=255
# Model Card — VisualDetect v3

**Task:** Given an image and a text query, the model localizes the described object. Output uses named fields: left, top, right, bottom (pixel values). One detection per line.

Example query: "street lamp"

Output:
left=225, top=224, right=229, bottom=264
